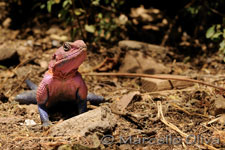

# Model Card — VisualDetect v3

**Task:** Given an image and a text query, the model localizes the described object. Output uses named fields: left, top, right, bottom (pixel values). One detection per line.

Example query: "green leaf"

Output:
left=58, top=12, right=62, bottom=18
left=183, top=56, right=190, bottom=64
left=74, top=10, right=81, bottom=16
left=216, top=24, right=221, bottom=30
left=223, top=29, right=225, bottom=38
left=58, top=9, right=68, bottom=19
left=211, top=32, right=222, bottom=39
left=92, top=0, right=100, bottom=6
left=206, top=25, right=215, bottom=39
left=105, top=31, right=111, bottom=40
left=47, top=0, right=54, bottom=12
left=63, top=0, right=71, bottom=8
left=74, top=8, right=85, bottom=16
left=40, top=4, right=45, bottom=9
left=85, top=25, right=95, bottom=33
left=119, top=1, right=125, bottom=5
left=0, top=65, right=7, bottom=69
left=105, top=0, right=109, bottom=4
left=219, top=40, right=225, bottom=51
left=62, top=0, right=68, bottom=8
left=186, top=7, right=199, bottom=15
left=98, top=13, right=102, bottom=19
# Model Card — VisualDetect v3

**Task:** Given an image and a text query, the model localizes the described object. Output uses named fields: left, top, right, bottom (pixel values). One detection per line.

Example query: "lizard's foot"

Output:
left=42, top=121, right=52, bottom=127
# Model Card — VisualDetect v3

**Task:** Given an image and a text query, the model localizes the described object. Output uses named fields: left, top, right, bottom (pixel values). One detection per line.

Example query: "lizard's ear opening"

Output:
left=52, top=54, right=56, bottom=60
left=63, top=42, right=71, bottom=51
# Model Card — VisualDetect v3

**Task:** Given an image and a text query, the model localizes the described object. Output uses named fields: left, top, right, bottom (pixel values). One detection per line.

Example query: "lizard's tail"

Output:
left=15, top=91, right=104, bottom=105
left=87, top=93, right=104, bottom=105
left=25, top=79, right=38, bottom=90
left=15, top=90, right=37, bottom=104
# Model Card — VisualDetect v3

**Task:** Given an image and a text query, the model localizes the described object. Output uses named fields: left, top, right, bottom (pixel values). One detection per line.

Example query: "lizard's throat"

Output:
left=50, top=68, right=78, bottom=79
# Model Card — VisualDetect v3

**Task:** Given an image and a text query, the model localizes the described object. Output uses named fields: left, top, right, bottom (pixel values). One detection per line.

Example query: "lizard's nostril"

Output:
left=82, top=45, right=87, bottom=49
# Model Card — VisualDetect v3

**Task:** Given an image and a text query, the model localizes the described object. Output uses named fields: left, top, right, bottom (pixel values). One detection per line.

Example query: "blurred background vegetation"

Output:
left=1, top=0, right=225, bottom=61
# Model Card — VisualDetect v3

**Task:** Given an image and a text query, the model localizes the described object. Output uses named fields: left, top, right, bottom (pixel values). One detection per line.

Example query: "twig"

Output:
left=13, top=56, right=36, bottom=71
left=98, top=5, right=113, bottom=12
left=78, top=0, right=88, bottom=25
left=0, top=56, right=35, bottom=92
left=161, top=15, right=178, bottom=46
left=171, top=103, right=209, bottom=118
left=204, top=2, right=225, bottom=18
left=207, top=117, right=220, bottom=125
left=6, top=71, right=31, bottom=97
left=72, top=0, right=85, bottom=40
left=157, top=101, right=218, bottom=150
left=13, top=134, right=81, bottom=140
left=84, top=72, right=225, bottom=91
left=157, top=101, right=188, bottom=137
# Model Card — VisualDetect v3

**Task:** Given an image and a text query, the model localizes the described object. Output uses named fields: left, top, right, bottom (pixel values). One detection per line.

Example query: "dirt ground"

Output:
left=0, top=25, right=225, bottom=150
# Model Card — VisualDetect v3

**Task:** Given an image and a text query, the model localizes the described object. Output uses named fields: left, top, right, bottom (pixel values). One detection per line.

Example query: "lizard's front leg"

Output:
left=74, top=73, right=88, bottom=114
left=36, top=82, right=51, bottom=126
left=76, top=90, right=87, bottom=114
left=38, top=104, right=51, bottom=126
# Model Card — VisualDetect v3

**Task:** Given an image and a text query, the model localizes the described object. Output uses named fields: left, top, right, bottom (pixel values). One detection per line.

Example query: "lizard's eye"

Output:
left=63, top=42, right=71, bottom=51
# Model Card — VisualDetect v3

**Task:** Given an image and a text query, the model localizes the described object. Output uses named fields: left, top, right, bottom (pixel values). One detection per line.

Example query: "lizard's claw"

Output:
left=42, top=121, right=52, bottom=127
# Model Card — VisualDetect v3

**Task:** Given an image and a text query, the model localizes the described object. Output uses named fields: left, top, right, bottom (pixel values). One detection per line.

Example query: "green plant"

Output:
left=40, top=0, right=127, bottom=44
left=206, top=24, right=225, bottom=62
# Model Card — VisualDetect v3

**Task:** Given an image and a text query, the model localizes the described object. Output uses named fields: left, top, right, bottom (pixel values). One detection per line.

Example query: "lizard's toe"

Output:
left=42, top=121, right=52, bottom=127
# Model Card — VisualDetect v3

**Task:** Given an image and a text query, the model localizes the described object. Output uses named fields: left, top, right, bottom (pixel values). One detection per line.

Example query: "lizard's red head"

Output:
left=49, top=40, right=87, bottom=75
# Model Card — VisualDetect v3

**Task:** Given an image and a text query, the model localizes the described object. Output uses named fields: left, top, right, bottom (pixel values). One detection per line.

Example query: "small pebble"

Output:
left=52, top=40, right=59, bottom=47
left=26, top=40, right=33, bottom=47
left=24, top=119, right=36, bottom=126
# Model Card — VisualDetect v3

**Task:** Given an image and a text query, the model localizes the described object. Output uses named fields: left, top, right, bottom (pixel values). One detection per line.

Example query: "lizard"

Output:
left=15, top=40, right=104, bottom=126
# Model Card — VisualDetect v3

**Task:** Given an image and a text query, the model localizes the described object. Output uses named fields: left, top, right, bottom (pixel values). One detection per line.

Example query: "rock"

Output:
left=2, top=17, right=11, bottom=28
left=130, top=6, right=161, bottom=22
left=24, top=119, right=36, bottom=126
left=38, top=60, right=48, bottom=69
left=15, top=66, right=32, bottom=78
left=142, top=78, right=171, bottom=92
left=58, top=134, right=101, bottom=150
left=111, top=91, right=140, bottom=113
left=50, top=34, right=69, bottom=42
left=141, top=75, right=194, bottom=92
left=17, top=45, right=28, bottom=56
left=0, top=41, right=17, bottom=61
left=214, top=95, right=225, bottom=115
left=0, top=2, right=7, bottom=22
left=119, top=40, right=143, bottom=50
left=52, top=40, right=59, bottom=47
left=26, top=40, right=33, bottom=47
left=118, top=40, right=167, bottom=58
left=119, top=50, right=170, bottom=74
left=48, top=106, right=117, bottom=137
left=0, top=70, right=14, bottom=78
left=46, top=26, right=64, bottom=35
left=218, top=114, right=225, bottom=125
